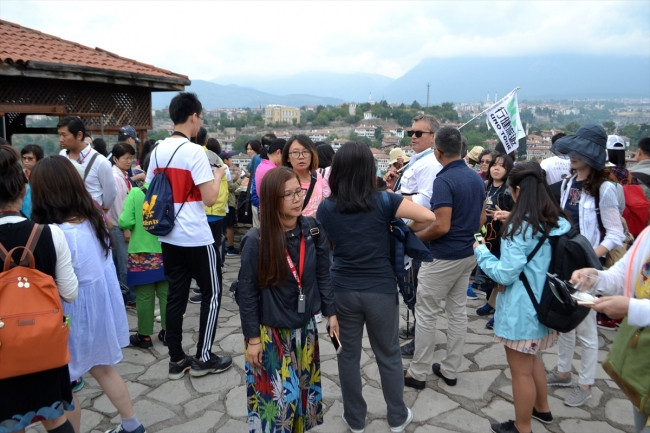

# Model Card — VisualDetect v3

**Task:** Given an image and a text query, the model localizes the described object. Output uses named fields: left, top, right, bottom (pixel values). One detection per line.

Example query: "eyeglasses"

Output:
left=22, top=156, right=35, bottom=161
left=288, top=150, right=311, bottom=159
left=480, top=159, right=492, bottom=164
left=281, top=189, right=305, bottom=201
left=406, top=130, right=434, bottom=138
left=196, top=113, right=203, bottom=121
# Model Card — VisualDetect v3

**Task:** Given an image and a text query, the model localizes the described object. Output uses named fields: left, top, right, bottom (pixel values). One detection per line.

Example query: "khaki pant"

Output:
left=408, top=255, right=476, bottom=381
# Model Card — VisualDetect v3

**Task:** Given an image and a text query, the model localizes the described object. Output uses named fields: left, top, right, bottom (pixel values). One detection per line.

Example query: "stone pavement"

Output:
left=28, top=254, right=634, bottom=433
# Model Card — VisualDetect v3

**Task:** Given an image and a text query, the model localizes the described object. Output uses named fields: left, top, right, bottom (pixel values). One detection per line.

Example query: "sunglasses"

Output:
left=406, top=130, right=434, bottom=138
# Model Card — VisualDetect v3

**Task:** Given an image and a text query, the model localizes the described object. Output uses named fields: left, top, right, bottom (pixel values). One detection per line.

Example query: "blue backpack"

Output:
left=380, top=191, right=433, bottom=310
left=143, top=142, right=191, bottom=236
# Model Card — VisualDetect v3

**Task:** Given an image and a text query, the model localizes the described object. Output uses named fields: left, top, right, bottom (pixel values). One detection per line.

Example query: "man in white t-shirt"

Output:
left=541, top=132, right=571, bottom=185
left=145, top=92, right=231, bottom=379
left=57, top=116, right=117, bottom=211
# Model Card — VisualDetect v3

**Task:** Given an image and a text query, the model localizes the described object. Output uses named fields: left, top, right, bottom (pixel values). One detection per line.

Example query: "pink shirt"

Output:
left=255, top=159, right=278, bottom=192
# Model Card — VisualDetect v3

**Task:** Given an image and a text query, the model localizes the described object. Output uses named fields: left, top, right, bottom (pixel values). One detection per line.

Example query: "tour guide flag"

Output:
left=486, top=88, right=526, bottom=154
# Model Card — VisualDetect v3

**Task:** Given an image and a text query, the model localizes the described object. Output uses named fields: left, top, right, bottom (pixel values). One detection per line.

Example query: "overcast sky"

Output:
left=2, top=0, right=649, bottom=83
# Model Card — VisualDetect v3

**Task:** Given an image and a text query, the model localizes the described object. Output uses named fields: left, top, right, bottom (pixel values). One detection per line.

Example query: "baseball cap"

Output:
left=606, top=135, right=625, bottom=150
left=119, top=125, right=140, bottom=143
left=220, top=150, right=235, bottom=160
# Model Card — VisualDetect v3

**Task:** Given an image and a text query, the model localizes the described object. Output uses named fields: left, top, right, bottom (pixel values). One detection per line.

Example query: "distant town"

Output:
left=148, top=96, right=650, bottom=173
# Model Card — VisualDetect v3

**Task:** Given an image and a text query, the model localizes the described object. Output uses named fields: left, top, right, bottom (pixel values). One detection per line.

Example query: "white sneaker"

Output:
left=390, top=408, right=413, bottom=433
left=564, top=386, right=592, bottom=407
left=342, top=413, right=364, bottom=433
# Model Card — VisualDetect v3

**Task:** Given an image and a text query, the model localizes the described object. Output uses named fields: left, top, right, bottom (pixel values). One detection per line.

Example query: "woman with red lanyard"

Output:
left=108, top=142, right=136, bottom=306
left=237, top=167, right=338, bottom=432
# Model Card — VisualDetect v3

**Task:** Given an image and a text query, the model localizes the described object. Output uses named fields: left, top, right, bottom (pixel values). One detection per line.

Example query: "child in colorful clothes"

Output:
left=474, top=162, right=571, bottom=433
left=237, top=167, right=338, bottom=433
left=30, top=156, right=146, bottom=433
left=118, top=154, right=168, bottom=348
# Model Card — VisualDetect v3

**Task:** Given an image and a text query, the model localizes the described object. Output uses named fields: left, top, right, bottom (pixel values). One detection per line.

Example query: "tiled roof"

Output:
left=0, top=19, right=189, bottom=85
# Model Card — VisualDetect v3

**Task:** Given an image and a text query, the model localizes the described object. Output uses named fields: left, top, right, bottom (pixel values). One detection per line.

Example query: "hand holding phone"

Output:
left=474, top=233, right=484, bottom=244
left=330, top=330, right=342, bottom=355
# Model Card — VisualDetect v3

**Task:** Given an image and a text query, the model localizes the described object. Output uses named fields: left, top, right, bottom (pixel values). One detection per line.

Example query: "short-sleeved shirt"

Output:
left=145, top=136, right=214, bottom=247
left=317, top=191, right=403, bottom=293
left=429, top=159, right=486, bottom=260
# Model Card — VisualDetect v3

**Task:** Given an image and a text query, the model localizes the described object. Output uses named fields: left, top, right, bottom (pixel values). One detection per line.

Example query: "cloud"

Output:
left=1, top=0, right=648, bottom=82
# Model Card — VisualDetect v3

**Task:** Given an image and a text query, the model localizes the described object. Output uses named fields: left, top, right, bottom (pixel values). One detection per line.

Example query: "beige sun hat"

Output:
left=389, top=148, right=410, bottom=165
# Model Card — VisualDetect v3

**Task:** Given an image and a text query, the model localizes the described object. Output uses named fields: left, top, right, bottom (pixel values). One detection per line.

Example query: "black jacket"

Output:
left=237, top=216, right=335, bottom=338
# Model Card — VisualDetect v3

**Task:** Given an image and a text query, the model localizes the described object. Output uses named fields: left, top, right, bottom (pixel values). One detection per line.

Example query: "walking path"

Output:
left=28, top=254, right=633, bottom=433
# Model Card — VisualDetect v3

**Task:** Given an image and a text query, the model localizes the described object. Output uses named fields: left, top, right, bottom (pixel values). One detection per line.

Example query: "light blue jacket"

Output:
left=474, top=217, right=571, bottom=340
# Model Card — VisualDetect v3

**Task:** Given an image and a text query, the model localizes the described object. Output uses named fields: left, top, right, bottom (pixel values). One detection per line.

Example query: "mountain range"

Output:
left=152, top=55, right=650, bottom=109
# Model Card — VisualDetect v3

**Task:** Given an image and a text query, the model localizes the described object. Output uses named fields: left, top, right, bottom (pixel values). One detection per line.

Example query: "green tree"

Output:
left=602, top=121, right=616, bottom=134
left=564, top=121, right=581, bottom=135
left=411, top=101, right=422, bottom=110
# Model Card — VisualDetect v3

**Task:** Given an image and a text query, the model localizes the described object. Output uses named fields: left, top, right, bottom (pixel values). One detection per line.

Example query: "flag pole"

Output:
left=458, top=87, right=520, bottom=130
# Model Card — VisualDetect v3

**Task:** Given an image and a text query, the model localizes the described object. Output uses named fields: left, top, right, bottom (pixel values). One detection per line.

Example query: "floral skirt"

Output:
left=494, top=330, right=559, bottom=355
left=245, top=318, right=323, bottom=433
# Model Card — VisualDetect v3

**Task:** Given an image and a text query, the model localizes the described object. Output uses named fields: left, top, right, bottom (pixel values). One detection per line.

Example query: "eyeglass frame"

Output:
left=288, top=150, right=311, bottom=159
left=281, top=189, right=305, bottom=201
left=406, top=130, right=435, bottom=138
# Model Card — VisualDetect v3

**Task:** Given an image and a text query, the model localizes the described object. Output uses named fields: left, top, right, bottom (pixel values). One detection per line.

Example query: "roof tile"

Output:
left=0, top=19, right=188, bottom=82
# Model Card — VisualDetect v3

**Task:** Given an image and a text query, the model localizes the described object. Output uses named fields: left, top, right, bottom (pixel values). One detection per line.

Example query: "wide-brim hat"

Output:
left=550, top=124, right=607, bottom=171
left=467, top=146, right=484, bottom=162
left=389, top=148, right=410, bottom=165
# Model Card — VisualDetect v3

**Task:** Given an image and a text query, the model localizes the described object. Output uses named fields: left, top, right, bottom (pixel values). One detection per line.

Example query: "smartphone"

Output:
left=474, top=233, right=484, bottom=243
left=326, top=323, right=343, bottom=354
left=331, top=330, right=343, bottom=355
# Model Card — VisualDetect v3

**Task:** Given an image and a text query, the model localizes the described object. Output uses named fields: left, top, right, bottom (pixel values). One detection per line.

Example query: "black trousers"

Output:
left=161, top=242, right=222, bottom=362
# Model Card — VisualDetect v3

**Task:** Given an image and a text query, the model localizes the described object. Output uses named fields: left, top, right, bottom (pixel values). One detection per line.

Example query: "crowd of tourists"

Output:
left=1, top=91, right=648, bottom=433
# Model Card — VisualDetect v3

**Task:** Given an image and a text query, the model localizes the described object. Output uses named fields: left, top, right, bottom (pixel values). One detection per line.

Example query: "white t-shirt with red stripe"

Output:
left=145, top=137, right=214, bottom=247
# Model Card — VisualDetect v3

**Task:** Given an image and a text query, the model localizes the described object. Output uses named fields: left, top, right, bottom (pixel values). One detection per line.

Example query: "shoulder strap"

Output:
left=0, top=224, right=43, bottom=267
left=83, top=152, right=100, bottom=181
left=520, top=230, right=549, bottom=315
left=594, top=186, right=606, bottom=243
left=380, top=190, right=392, bottom=226
left=303, top=217, right=320, bottom=244
left=302, top=171, right=317, bottom=210
left=632, top=171, right=650, bottom=187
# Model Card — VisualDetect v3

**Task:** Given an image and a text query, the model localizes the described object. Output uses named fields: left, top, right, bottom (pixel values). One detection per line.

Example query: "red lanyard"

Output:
left=285, top=234, right=306, bottom=291
left=123, top=171, right=132, bottom=191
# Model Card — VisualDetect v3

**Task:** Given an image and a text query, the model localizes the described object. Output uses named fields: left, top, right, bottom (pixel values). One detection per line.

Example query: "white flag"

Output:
left=486, top=88, right=525, bottom=154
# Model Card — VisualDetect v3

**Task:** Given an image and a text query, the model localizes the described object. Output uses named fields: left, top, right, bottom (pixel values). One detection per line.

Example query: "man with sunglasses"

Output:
left=395, top=115, right=443, bottom=208
left=396, top=114, right=443, bottom=357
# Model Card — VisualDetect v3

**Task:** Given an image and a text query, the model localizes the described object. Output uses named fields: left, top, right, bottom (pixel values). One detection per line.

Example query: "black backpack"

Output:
left=519, top=226, right=602, bottom=333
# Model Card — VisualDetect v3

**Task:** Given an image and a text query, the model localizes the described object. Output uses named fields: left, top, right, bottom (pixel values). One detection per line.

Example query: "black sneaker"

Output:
left=192, top=287, right=201, bottom=295
left=226, top=246, right=239, bottom=256
left=400, top=340, right=415, bottom=358
left=189, top=294, right=202, bottom=304
left=532, top=407, right=553, bottom=424
left=129, top=333, right=152, bottom=349
left=158, top=329, right=167, bottom=346
left=190, top=353, right=233, bottom=377
left=403, top=370, right=425, bottom=390
left=168, top=355, right=194, bottom=380
left=490, top=420, right=521, bottom=433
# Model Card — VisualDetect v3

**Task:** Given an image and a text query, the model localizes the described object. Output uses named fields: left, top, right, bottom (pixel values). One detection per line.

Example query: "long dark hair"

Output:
left=328, top=141, right=376, bottom=213
left=0, top=145, right=27, bottom=207
left=502, top=161, right=568, bottom=239
left=30, top=156, right=112, bottom=256
left=257, top=167, right=299, bottom=288
left=569, top=165, right=607, bottom=198
left=486, top=153, right=514, bottom=186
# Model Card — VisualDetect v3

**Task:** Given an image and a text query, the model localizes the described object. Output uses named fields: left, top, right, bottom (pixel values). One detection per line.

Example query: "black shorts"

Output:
left=226, top=206, right=237, bottom=226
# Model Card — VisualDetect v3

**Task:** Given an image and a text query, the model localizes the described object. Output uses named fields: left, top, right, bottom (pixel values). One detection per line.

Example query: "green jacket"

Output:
left=118, top=184, right=163, bottom=254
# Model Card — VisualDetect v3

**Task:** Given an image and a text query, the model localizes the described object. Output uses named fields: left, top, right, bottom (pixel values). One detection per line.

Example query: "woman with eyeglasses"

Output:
left=107, top=142, right=137, bottom=306
left=317, top=142, right=436, bottom=433
left=477, top=149, right=494, bottom=181
left=282, top=135, right=330, bottom=217
left=237, top=167, right=337, bottom=433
